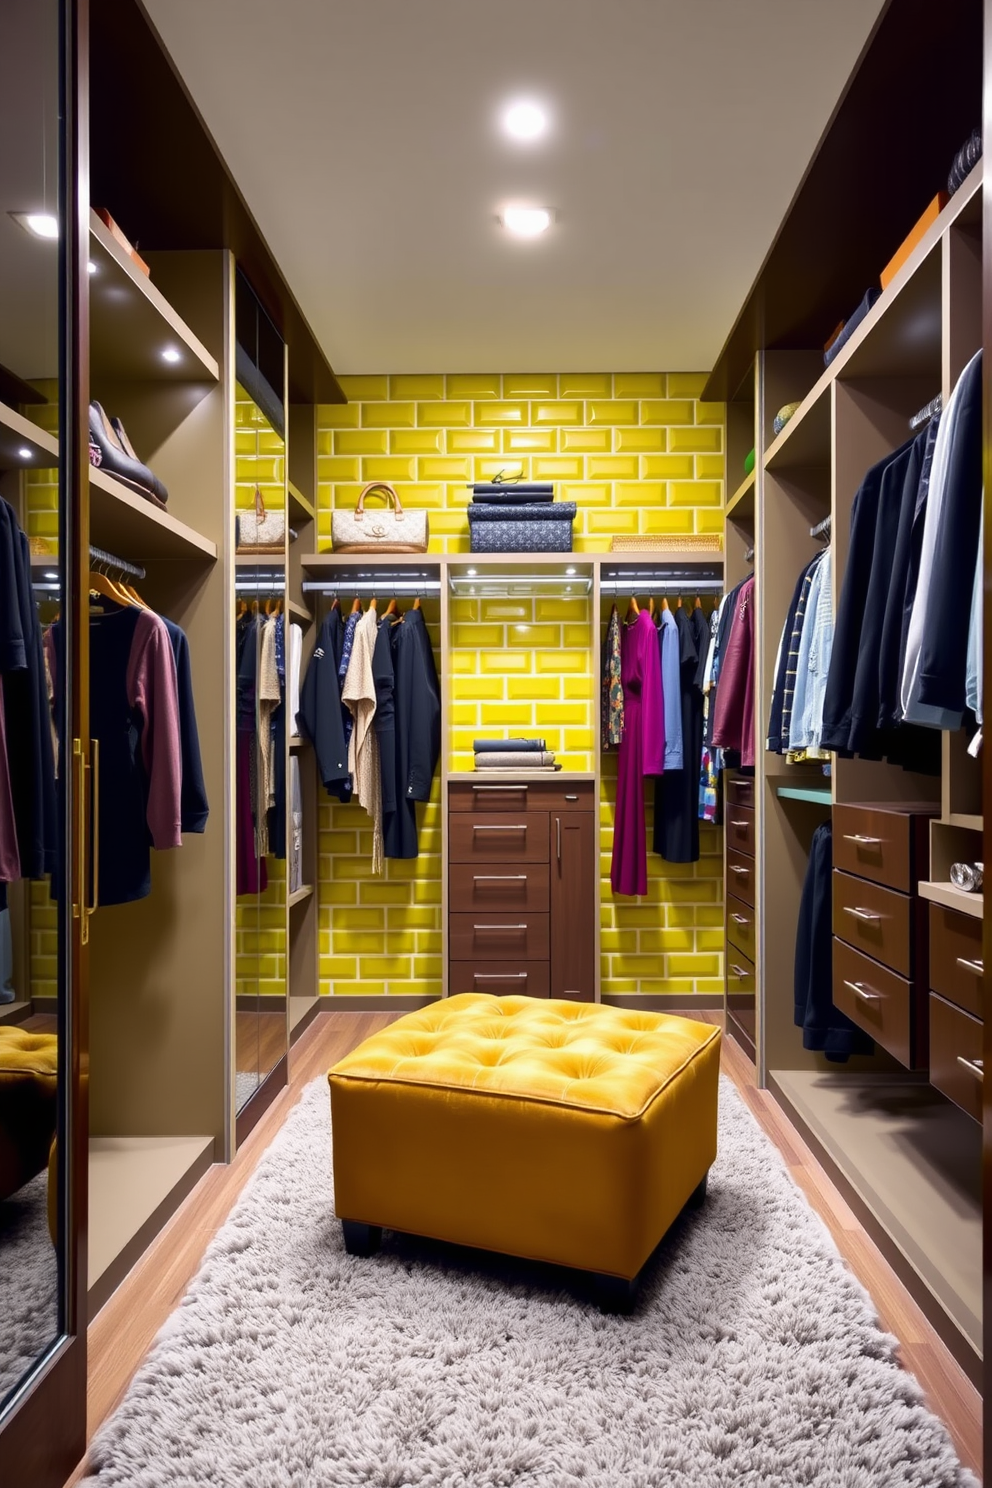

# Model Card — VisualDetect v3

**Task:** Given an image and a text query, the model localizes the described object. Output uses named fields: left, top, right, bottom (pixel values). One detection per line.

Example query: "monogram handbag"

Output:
left=331, top=482, right=428, bottom=554
left=236, top=485, right=286, bottom=552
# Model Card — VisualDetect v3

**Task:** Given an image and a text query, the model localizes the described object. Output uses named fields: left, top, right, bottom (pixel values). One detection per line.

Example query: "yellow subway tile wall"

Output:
left=315, top=374, right=724, bottom=1000
left=317, top=604, right=443, bottom=998
left=235, top=388, right=288, bottom=1003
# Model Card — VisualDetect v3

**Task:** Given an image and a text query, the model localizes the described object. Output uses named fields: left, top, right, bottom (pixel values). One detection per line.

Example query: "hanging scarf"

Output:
left=601, top=603, right=624, bottom=748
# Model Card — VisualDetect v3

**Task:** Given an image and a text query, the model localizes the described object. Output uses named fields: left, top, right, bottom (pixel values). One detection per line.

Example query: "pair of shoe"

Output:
left=88, top=402, right=169, bottom=508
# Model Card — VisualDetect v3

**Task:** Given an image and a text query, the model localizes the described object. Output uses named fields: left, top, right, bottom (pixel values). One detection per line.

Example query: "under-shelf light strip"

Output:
left=302, top=579, right=441, bottom=598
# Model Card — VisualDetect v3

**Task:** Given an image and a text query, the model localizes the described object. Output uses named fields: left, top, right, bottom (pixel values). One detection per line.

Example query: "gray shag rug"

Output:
left=82, top=1076, right=977, bottom=1487
left=0, top=1171, right=58, bottom=1408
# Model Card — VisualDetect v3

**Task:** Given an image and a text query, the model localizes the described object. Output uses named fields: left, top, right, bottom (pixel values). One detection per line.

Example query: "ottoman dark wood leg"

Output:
left=687, top=1171, right=708, bottom=1209
left=595, top=1272, right=639, bottom=1315
left=342, top=1220, right=382, bottom=1257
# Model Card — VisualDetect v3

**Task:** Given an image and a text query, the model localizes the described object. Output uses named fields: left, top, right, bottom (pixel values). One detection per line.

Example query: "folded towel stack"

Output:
left=473, top=737, right=561, bottom=772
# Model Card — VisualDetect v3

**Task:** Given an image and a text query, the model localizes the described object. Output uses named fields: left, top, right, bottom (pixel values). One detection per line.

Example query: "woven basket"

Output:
left=609, top=534, right=723, bottom=553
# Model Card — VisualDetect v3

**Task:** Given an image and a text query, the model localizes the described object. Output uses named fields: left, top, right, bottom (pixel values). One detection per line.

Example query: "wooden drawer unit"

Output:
left=726, top=848, right=755, bottom=907
left=929, top=992, right=983, bottom=1123
left=833, top=939, right=926, bottom=1069
left=833, top=803, right=933, bottom=892
left=448, top=961, right=551, bottom=998
left=725, top=775, right=754, bottom=809
left=449, top=781, right=594, bottom=812
left=726, top=804, right=756, bottom=856
left=929, top=903, right=984, bottom=1018
left=449, top=864, right=550, bottom=915
left=832, top=871, right=914, bottom=979
left=449, top=813, right=549, bottom=864
left=450, top=912, right=550, bottom=962
left=726, top=893, right=756, bottom=963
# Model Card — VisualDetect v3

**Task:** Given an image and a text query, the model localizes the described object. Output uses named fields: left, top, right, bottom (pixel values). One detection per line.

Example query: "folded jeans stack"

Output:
left=467, top=482, right=576, bottom=553
left=473, top=738, right=560, bottom=771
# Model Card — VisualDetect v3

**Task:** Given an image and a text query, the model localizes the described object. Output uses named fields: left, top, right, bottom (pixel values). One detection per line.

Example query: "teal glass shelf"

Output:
left=776, top=785, right=832, bottom=805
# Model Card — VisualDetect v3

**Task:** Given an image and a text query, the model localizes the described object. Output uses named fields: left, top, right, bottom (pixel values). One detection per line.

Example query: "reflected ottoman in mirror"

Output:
left=0, top=1028, right=57, bottom=1408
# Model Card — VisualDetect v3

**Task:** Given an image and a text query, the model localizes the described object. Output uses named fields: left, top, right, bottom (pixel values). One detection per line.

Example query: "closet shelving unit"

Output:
left=301, top=548, right=723, bottom=1006
left=79, top=243, right=231, bottom=1313
left=723, top=159, right=985, bottom=1379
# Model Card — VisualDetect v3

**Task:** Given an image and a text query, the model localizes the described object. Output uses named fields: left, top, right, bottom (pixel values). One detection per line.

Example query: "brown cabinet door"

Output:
left=831, top=870, right=913, bottom=978
left=725, top=804, right=755, bottom=856
left=449, top=863, right=550, bottom=915
left=928, top=904, right=984, bottom=1017
left=726, top=847, right=755, bottom=907
left=449, top=912, right=550, bottom=961
left=832, top=803, right=934, bottom=892
left=550, top=811, right=596, bottom=1002
left=929, top=993, right=983, bottom=1123
left=449, top=813, right=550, bottom=863
left=449, top=961, right=551, bottom=998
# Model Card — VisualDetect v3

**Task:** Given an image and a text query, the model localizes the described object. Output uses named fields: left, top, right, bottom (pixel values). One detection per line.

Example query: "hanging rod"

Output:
left=32, top=545, right=147, bottom=592
left=302, top=579, right=441, bottom=598
left=89, top=544, right=146, bottom=579
left=810, top=515, right=832, bottom=540
left=599, top=579, right=724, bottom=596
left=909, top=392, right=942, bottom=430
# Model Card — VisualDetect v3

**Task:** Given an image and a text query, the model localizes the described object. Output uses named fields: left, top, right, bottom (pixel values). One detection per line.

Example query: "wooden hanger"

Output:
left=625, top=594, right=639, bottom=621
left=350, top=596, right=362, bottom=614
left=648, top=596, right=655, bottom=617
left=88, top=570, right=131, bottom=607
left=122, top=582, right=150, bottom=609
left=661, top=595, right=669, bottom=611
left=369, top=596, right=377, bottom=611
left=676, top=592, right=683, bottom=609
left=694, top=595, right=702, bottom=610
left=413, top=596, right=421, bottom=610
left=331, top=596, right=341, bottom=611
left=384, top=598, right=398, bottom=617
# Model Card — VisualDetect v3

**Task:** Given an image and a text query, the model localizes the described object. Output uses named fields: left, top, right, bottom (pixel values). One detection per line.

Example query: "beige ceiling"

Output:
left=144, top=0, right=885, bottom=375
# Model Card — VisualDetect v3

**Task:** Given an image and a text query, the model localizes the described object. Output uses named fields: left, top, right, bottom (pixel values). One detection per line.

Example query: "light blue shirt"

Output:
left=789, top=548, right=833, bottom=753
left=658, top=608, right=683, bottom=771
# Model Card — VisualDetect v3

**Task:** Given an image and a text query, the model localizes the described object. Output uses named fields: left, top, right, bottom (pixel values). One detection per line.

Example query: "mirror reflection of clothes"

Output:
left=611, top=610, right=664, bottom=897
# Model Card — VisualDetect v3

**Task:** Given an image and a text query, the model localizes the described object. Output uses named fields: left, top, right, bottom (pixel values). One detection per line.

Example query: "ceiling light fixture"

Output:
left=10, top=211, right=59, bottom=240
left=17, top=447, right=33, bottom=460
left=161, top=347, right=181, bottom=364
left=88, top=261, right=97, bottom=274
left=501, top=206, right=551, bottom=238
left=502, top=100, right=547, bottom=142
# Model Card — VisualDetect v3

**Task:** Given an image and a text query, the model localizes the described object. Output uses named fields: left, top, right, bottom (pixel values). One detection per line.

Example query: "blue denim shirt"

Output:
left=789, top=548, right=833, bottom=753
left=658, top=607, right=683, bottom=771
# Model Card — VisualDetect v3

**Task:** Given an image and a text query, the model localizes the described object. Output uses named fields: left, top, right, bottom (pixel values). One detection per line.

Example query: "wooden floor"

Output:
left=62, top=1010, right=982, bottom=1485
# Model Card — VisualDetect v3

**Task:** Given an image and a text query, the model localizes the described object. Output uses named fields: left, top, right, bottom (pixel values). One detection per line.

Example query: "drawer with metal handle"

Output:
left=832, top=937, right=925, bottom=1069
left=449, top=912, right=550, bottom=961
left=448, top=863, right=550, bottom=914
left=726, top=893, right=756, bottom=962
left=929, top=991, right=983, bottom=1124
left=832, top=870, right=916, bottom=979
left=449, top=781, right=593, bottom=812
left=725, top=775, right=754, bottom=809
left=448, top=961, right=551, bottom=998
left=832, top=803, right=935, bottom=892
left=726, top=949, right=755, bottom=1012
left=726, top=847, right=755, bottom=908
left=449, top=812, right=550, bottom=864
left=928, top=903, right=984, bottom=1018
left=726, top=804, right=755, bottom=856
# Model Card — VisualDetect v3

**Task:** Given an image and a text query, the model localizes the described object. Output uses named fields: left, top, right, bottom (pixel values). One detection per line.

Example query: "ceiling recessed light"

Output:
left=161, top=347, right=181, bottom=364
left=17, top=447, right=33, bottom=460
left=88, top=260, right=97, bottom=274
left=466, top=567, right=477, bottom=576
left=502, top=100, right=547, bottom=142
left=44, top=570, right=58, bottom=580
left=10, top=211, right=59, bottom=240
left=501, top=206, right=551, bottom=238
left=565, top=566, right=576, bottom=575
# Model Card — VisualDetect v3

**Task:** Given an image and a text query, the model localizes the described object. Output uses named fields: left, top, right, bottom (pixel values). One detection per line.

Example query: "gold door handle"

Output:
left=86, top=738, right=99, bottom=923
left=956, top=957, right=984, bottom=975
left=556, top=816, right=561, bottom=863
left=72, top=739, right=85, bottom=936
left=956, top=1056, right=984, bottom=1079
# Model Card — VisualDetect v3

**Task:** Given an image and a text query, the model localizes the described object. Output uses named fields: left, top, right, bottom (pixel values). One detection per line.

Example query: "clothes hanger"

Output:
left=87, top=568, right=131, bottom=607
left=625, top=594, right=640, bottom=621
left=350, top=596, right=362, bottom=614
left=694, top=595, right=702, bottom=610
left=648, top=596, right=655, bottom=617
left=412, top=596, right=421, bottom=611
left=331, top=595, right=341, bottom=612
left=384, top=598, right=398, bottom=617
left=661, top=594, right=669, bottom=611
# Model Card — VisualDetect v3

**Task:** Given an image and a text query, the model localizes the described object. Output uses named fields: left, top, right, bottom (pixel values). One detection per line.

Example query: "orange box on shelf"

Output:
left=880, top=192, right=949, bottom=290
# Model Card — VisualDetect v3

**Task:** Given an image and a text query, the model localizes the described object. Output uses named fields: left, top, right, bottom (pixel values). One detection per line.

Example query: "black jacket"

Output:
left=383, top=608, right=440, bottom=859
left=820, top=440, right=914, bottom=754
left=795, top=820, right=873, bottom=1061
left=298, top=609, right=352, bottom=802
left=878, top=417, right=939, bottom=731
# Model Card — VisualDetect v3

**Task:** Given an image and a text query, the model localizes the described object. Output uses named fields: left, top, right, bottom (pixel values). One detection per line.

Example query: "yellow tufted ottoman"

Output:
left=0, top=1027, right=58, bottom=1203
left=329, top=994, right=720, bottom=1304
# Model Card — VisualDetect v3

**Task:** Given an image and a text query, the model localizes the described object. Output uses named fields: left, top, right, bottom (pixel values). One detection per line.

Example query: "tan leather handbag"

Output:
left=236, top=485, right=285, bottom=553
left=331, top=482, right=428, bottom=554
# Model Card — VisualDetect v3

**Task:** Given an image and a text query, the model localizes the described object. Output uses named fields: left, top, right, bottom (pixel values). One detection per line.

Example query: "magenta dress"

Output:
left=611, top=609, right=665, bottom=896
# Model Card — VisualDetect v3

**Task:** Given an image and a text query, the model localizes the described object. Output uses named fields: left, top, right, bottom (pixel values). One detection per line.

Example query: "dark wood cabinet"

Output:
left=549, top=809, right=597, bottom=1002
left=447, top=782, right=596, bottom=1002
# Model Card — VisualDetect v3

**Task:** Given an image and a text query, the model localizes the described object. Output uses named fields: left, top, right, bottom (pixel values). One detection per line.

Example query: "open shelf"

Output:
left=288, top=884, right=313, bottom=909
left=0, top=398, right=59, bottom=472
left=90, top=466, right=217, bottom=562
left=945, top=812, right=984, bottom=833
left=764, top=383, right=831, bottom=473
left=287, top=598, right=313, bottom=626
left=918, top=881, right=983, bottom=919
left=726, top=469, right=755, bottom=516
left=89, top=210, right=219, bottom=384
left=776, top=784, right=832, bottom=805
left=288, top=480, right=315, bottom=523
left=772, top=1069, right=981, bottom=1368
left=235, top=551, right=284, bottom=567
left=289, top=735, right=308, bottom=751
left=87, top=1134, right=214, bottom=1315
